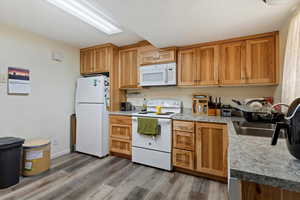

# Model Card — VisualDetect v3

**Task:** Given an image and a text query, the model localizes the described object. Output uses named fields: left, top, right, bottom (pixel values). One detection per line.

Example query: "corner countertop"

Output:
left=109, top=110, right=300, bottom=192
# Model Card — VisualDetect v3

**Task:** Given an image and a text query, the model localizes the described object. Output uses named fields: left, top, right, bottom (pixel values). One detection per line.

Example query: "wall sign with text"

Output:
left=8, top=67, right=31, bottom=95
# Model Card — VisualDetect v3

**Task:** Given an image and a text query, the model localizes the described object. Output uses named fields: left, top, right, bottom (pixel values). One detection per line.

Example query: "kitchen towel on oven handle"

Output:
left=137, top=117, right=161, bottom=136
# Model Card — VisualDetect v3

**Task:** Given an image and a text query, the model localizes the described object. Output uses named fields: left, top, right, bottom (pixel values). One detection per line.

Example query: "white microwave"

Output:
left=139, top=62, right=176, bottom=86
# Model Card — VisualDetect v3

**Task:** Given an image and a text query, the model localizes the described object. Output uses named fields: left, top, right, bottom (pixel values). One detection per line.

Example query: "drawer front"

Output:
left=110, top=138, right=131, bottom=156
left=110, top=115, right=132, bottom=125
left=173, top=130, right=195, bottom=151
left=173, top=120, right=194, bottom=132
left=173, top=149, right=194, bottom=170
left=110, top=124, right=131, bottom=140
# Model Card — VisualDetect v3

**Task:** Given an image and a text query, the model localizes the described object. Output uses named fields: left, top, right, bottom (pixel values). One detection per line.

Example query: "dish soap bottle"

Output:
left=142, top=98, right=147, bottom=111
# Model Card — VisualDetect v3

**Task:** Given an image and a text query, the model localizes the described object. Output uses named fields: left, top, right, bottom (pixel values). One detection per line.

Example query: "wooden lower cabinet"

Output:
left=173, top=149, right=194, bottom=170
left=241, top=181, right=300, bottom=200
left=110, top=138, right=131, bottom=156
left=109, top=115, right=132, bottom=157
left=172, top=120, right=228, bottom=180
left=195, top=122, right=228, bottom=178
left=173, top=130, right=195, bottom=151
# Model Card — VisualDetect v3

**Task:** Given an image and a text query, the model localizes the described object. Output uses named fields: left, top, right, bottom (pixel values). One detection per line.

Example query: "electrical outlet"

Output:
left=0, top=66, right=7, bottom=84
left=0, top=73, right=7, bottom=83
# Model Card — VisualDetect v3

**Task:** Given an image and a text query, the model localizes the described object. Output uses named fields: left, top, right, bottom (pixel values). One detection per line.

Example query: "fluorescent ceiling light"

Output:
left=45, top=0, right=122, bottom=35
left=263, top=0, right=293, bottom=5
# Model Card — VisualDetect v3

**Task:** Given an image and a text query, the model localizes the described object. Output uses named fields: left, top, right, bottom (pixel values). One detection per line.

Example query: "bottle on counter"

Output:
left=142, top=98, right=147, bottom=111
left=216, top=97, right=222, bottom=116
left=208, top=96, right=216, bottom=116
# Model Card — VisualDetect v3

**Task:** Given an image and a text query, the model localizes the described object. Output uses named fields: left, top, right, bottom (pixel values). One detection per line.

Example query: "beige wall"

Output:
left=0, top=24, right=80, bottom=158
left=127, top=86, right=278, bottom=108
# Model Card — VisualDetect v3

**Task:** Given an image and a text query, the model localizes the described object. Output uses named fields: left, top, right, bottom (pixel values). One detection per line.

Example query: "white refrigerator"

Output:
left=75, top=76, right=109, bottom=158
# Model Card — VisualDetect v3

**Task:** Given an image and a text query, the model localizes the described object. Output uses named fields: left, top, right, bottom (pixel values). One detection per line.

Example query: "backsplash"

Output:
left=126, top=86, right=279, bottom=108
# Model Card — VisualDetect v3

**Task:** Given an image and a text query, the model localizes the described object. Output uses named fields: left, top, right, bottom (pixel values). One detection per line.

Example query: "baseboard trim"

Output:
left=51, top=149, right=71, bottom=159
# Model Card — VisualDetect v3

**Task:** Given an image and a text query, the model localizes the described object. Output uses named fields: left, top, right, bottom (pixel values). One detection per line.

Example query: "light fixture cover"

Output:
left=46, top=0, right=122, bottom=35
left=263, top=0, right=292, bottom=5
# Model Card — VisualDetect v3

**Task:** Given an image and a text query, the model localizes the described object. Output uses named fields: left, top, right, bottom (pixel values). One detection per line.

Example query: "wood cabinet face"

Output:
left=241, top=181, right=300, bottom=200
left=173, top=130, right=195, bottom=151
left=173, top=120, right=195, bottom=132
left=139, top=46, right=158, bottom=65
left=219, top=41, right=246, bottom=85
left=177, top=49, right=197, bottom=86
left=173, top=148, right=194, bottom=170
left=80, top=49, right=94, bottom=74
left=94, top=47, right=110, bottom=73
left=196, top=46, right=219, bottom=85
left=110, top=138, right=131, bottom=156
left=119, top=49, right=138, bottom=89
left=246, top=37, right=275, bottom=84
left=158, top=49, right=176, bottom=63
left=110, top=124, right=131, bottom=140
left=109, top=115, right=132, bottom=156
left=195, top=123, right=228, bottom=177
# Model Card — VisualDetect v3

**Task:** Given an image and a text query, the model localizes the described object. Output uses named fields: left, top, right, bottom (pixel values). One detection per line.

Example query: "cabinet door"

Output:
left=173, top=130, right=195, bottom=151
left=110, top=138, right=131, bottom=156
left=158, top=48, right=176, bottom=63
left=177, top=48, right=197, bottom=86
left=119, top=49, right=138, bottom=89
left=195, top=123, right=228, bottom=177
left=196, top=45, right=219, bottom=85
left=245, top=37, right=275, bottom=84
left=219, top=41, right=246, bottom=85
left=138, top=46, right=158, bottom=65
left=80, top=49, right=94, bottom=74
left=110, top=124, right=131, bottom=140
left=173, top=148, right=194, bottom=170
left=94, top=47, right=109, bottom=73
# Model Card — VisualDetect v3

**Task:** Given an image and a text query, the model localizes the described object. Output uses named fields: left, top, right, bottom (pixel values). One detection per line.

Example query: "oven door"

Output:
left=139, top=65, right=167, bottom=86
left=132, top=117, right=172, bottom=152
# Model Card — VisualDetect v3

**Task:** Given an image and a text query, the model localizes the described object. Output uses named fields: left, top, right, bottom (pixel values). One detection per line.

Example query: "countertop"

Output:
left=109, top=110, right=300, bottom=192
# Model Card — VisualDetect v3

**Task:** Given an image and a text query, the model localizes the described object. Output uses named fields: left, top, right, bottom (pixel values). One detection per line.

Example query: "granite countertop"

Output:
left=109, top=110, right=138, bottom=116
left=109, top=110, right=300, bottom=192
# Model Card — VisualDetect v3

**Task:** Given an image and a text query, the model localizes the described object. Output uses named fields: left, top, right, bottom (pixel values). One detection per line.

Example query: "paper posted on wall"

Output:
left=8, top=67, right=31, bottom=95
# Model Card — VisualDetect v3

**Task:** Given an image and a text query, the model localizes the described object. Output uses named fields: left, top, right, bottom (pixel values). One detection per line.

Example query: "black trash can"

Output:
left=0, top=137, right=25, bottom=189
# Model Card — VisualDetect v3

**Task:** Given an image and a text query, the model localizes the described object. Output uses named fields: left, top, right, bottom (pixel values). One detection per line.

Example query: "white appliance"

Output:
left=75, top=76, right=110, bottom=158
left=132, top=99, right=182, bottom=171
left=139, top=62, right=176, bottom=86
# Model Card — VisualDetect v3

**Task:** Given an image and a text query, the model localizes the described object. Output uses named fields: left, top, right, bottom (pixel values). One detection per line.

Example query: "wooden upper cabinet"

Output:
left=177, top=48, right=197, bottom=86
left=138, top=45, right=176, bottom=65
left=245, top=36, right=275, bottom=84
left=157, top=48, right=176, bottom=63
left=196, top=45, right=219, bottom=85
left=94, top=47, right=110, bottom=73
left=80, top=49, right=94, bottom=75
left=195, top=123, right=228, bottom=178
left=178, top=46, right=219, bottom=86
left=219, top=41, right=246, bottom=85
left=119, top=48, right=139, bottom=89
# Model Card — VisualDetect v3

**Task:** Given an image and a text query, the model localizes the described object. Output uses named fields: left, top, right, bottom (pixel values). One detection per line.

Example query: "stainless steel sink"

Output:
left=233, top=121, right=284, bottom=138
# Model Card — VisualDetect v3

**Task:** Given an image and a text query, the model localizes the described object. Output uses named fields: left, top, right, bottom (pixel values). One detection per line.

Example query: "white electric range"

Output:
left=131, top=99, right=182, bottom=171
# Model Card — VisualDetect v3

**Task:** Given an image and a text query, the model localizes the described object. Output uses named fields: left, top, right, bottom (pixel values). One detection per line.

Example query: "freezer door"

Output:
left=76, top=103, right=108, bottom=157
left=76, top=76, right=104, bottom=103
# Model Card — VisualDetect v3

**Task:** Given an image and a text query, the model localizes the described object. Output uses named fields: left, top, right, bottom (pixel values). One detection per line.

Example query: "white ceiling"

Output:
left=0, top=0, right=299, bottom=48
left=0, top=0, right=143, bottom=48
left=96, top=0, right=300, bottom=47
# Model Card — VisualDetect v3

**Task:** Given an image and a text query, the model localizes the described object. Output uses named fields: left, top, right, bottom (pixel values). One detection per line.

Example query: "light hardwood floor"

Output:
left=0, top=153, right=228, bottom=200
